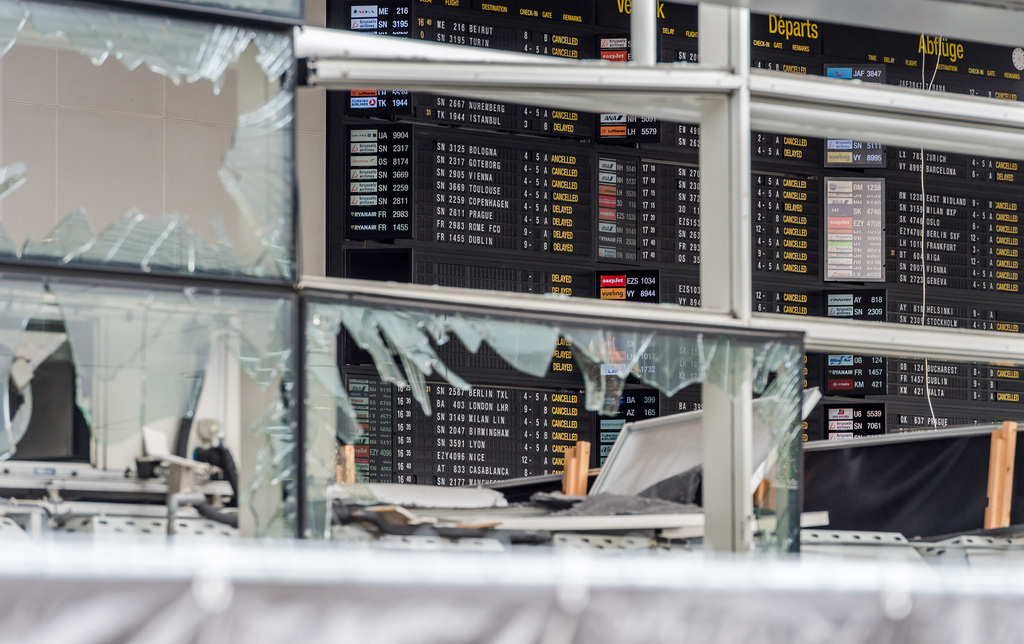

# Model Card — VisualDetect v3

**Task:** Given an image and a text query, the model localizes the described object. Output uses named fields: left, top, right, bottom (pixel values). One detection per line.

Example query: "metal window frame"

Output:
left=297, top=1, right=1024, bottom=549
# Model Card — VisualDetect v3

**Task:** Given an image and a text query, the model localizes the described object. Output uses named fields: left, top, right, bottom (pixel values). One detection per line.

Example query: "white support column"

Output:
left=699, top=4, right=754, bottom=552
left=702, top=345, right=754, bottom=552
left=630, top=0, right=658, bottom=67
left=699, top=3, right=750, bottom=319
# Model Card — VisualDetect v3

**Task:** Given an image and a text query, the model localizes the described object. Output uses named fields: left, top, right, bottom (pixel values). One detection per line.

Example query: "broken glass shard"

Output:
left=633, top=334, right=713, bottom=398
left=219, top=90, right=295, bottom=279
left=561, top=328, right=654, bottom=414
left=476, top=318, right=558, bottom=378
left=0, top=2, right=26, bottom=60
left=253, top=31, right=293, bottom=81
left=307, top=304, right=362, bottom=444
left=0, top=163, right=26, bottom=202
left=188, top=292, right=293, bottom=390
left=0, top=223, right=18, bottom=258
left=21, top=209, right=97, bottom=262
left=247, top=397, right=297, bottom=537
left=48, top=284, right=211, bottom=470
left=0, top=279, right=47, bottom=460
left=25, top=3, right=252, bottom=93
left=339, top=306, right=406, bottom=387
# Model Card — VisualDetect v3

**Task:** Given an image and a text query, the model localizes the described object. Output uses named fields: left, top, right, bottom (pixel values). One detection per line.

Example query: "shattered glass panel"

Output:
left=49, top=284, right=212, bottom=471
left=561, top=328, right=654, bottom=414
left=150, top=0, right=303, bottom=21
left=304, top=296, right=804, bottom=551
left=187, top=292, right=293, bottom=389
left=0, top=279, right=301, bottom=538
left=21, top=210, right=97, bottom=262
left=0, top=2, right=27, bottom=59
left=26, top=4, right=253, bottom=93
left=305, top=304, right=358, bottom=538
left=0, top=163, right=27, bottom=258
left=219, top=90, right=295, bottom=279
left=0, top=2, right=296, bottom=280
left=0, top=280, right=46, bottom=460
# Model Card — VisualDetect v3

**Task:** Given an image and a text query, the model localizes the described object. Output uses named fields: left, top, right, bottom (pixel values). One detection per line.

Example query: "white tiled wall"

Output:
left=0, top=40, right=264, bottom=256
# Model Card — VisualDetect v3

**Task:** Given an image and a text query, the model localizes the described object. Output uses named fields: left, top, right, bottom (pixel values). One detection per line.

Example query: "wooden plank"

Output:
left=985, top=421, right=1017, bottom=530
left=562, top=446, right=577, bottom=496
left=575, top=441, right=591, bottom=496
left=337, top=444, right=356, bottom=484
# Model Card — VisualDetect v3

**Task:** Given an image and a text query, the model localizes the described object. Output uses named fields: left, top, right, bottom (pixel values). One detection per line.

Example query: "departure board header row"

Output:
left=349, top=0, right=698, bottom=32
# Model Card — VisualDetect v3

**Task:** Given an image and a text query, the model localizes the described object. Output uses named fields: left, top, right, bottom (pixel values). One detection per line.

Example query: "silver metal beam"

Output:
left=295, top=26, right=558, bottom=63
left=631, top=0, right=658, bottom=66
left=306, top=59, right=737, bottom=92
left=299, top=276, right=1024, bottom=366
left=301, top=276, right=768, bottom=333
left=750, top=313, right=1024, bottom=365
left=749, top=71, right=1024, bottom=157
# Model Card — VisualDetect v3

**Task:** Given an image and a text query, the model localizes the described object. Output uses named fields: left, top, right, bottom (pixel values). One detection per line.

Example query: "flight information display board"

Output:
left=327, top=1, right=1024, bottom=468
left=345, top=369, right=698, bottom=484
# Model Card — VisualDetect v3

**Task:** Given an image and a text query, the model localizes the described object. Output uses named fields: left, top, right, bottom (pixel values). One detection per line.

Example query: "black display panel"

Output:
left=804, top=433, right=1024, bottom=538
left=327, top=1, right=1024, bottom=466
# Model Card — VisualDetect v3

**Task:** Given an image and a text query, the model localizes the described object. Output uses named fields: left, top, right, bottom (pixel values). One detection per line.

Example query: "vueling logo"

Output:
left=768, top=15, right=818, bottom=40
left=616, top=0, right=667, bottom=19
left=919, top=35, right=963, bottom=63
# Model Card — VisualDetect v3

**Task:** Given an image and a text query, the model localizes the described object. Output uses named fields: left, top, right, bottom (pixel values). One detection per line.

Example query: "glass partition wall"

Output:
left=0, top=0, right=298, bottom=539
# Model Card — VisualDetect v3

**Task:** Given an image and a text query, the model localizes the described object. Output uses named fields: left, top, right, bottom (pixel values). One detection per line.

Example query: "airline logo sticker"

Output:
left=829, top=420, right=854, bottom=431
left=350, top=18, right=379, bottom=29
left=350, top=182, right=378, bottom=193
left=349, top=129, right=378, bottom=141
left=827, top=294, right=854, bottom=306
left=827, top=407, right=854, bottom=420
left=350, top=6, right=378, bottom=17
left=828, top=354, right=854, bottom=366
left=601, top=275, right=626, bottom=288
left=350, top=195, right=378, bottom=206
left=349, top=96, right=379, bottom=109
left=598, top=159, right=617, bottom=171
left=601, top=38, right=629, bottom=49
left=350, top=142, right=378, bottom=154
left=350, top=169, right=378, bottom=180
left=350, top=156, right=378, bottom=167
left=599, top=172, right=617, bottom=183
left=600, top=113, right=627, bottom=123
left=827, top=139, right=853, bottom=149
left=828, top=379, right=854, bottom=390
